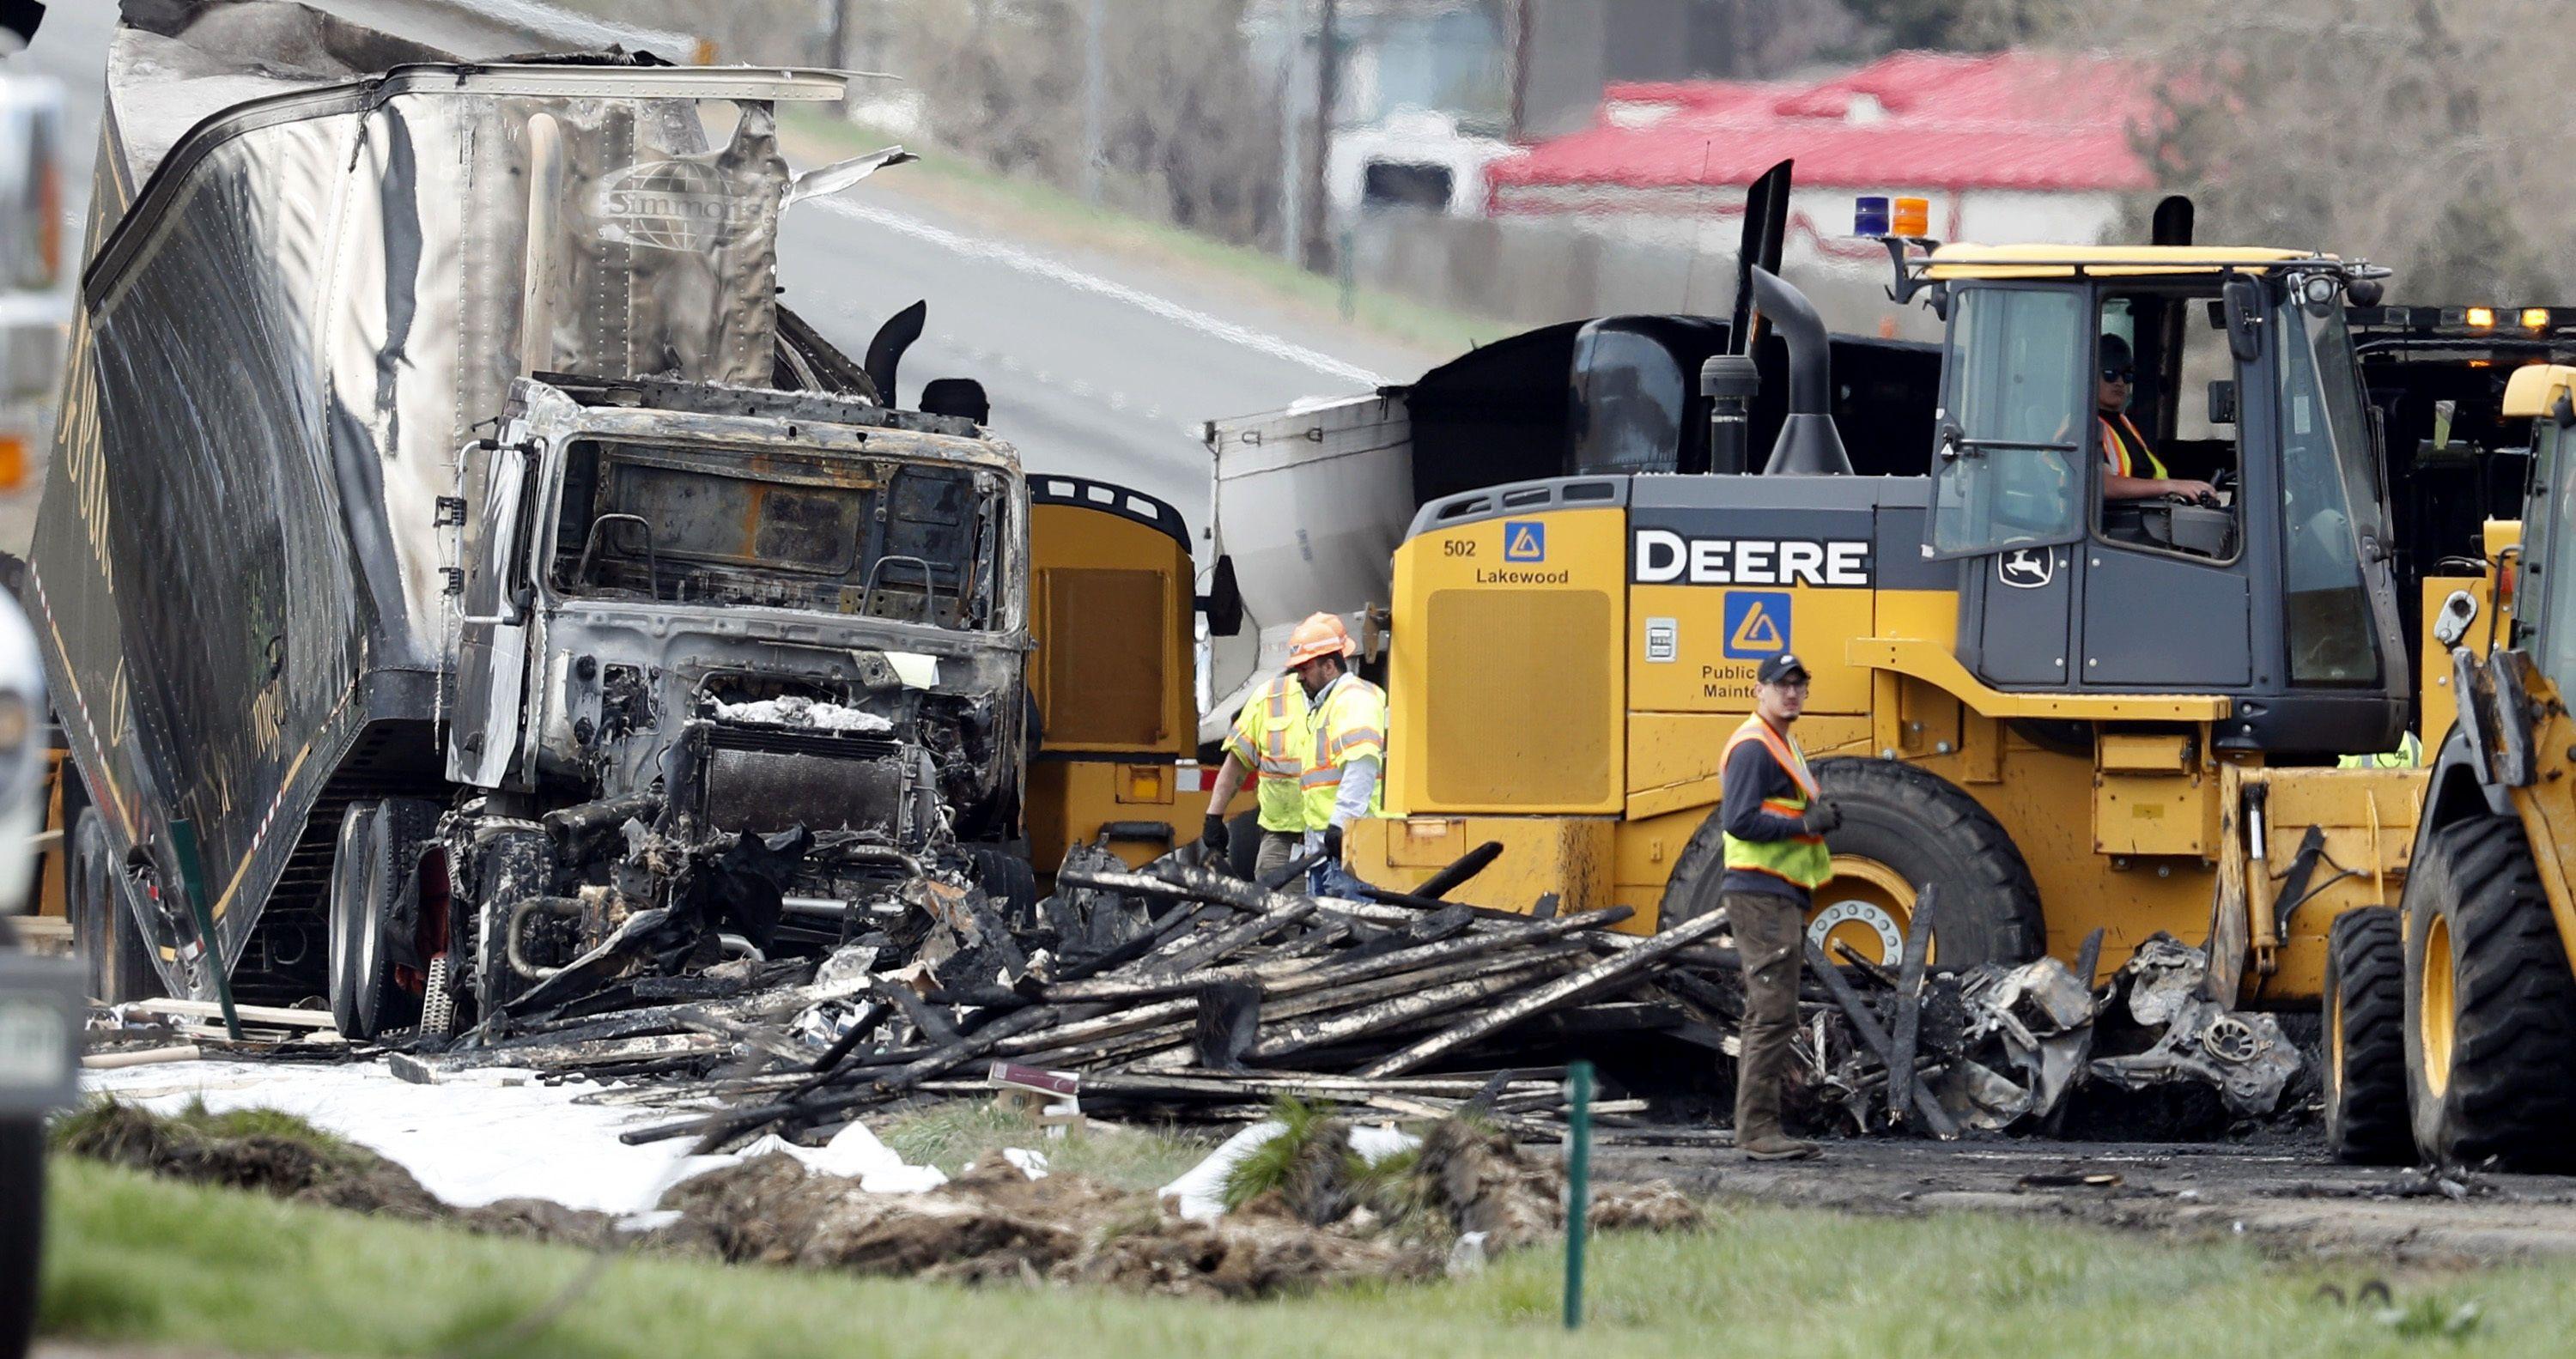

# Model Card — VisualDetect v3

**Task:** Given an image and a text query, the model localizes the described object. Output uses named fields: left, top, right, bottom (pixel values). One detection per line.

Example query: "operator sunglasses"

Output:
left=2101, top=366, right=2136, bottom=383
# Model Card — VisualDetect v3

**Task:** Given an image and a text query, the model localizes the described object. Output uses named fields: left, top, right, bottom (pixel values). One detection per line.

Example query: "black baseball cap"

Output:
left=1757, top=653, right=1810, bottom=685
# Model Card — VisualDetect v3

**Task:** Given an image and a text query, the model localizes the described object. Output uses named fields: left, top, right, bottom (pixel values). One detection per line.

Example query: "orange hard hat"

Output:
left=1285, top=612, right=1357, bottom=668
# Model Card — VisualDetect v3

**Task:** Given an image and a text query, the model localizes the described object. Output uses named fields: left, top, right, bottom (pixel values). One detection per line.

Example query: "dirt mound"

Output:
left=58, top=1100, right=445, bottom=1219
left=1068, top=1212, right=1429, bottom=1299
left=1417, top=1115, right=1706, bottom=1248
left=660, top=1150, right=1433, bottom=1297
left=61, top=1099, right=626, bottom=1240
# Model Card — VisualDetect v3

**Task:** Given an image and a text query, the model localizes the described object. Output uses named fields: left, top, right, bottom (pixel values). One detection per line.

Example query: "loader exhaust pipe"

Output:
left=1749, top=267, right=1852, bottom=476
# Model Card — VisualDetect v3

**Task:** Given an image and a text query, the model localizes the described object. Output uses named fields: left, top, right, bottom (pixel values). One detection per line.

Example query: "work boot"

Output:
left=1739, top=1131, right=1822, bottom=1162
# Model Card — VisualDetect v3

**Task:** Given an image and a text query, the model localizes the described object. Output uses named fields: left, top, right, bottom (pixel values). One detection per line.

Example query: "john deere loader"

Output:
left=1327, top=203, right=2555, bottom=1040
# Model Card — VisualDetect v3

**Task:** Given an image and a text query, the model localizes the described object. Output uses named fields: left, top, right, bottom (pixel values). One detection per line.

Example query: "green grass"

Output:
left=36, top=1155, right=2570, bottom=1358
left=780, top=108, right=1514, bottom=359
left=871, top=1101, right=1215, bottom=1192
left=53, top=1096, right=351, bottom=1154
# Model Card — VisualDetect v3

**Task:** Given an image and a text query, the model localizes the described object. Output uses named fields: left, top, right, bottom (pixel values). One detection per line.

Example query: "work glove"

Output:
left=1798, top=798, right=1843, bottom=836
left=1323, top=823, right=1346, bottom=861
left=1201, top=813, right=1230, bottom=857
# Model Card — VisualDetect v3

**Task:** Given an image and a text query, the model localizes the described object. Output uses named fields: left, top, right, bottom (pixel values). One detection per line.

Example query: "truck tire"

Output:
left=1660, top=757, right=2044, bottom=966
left=2403, top=815, right=2576, bottom=1169
left=2323, top=905, right=2410, bottom=1164
left=327, top=801, right=421, bottom=1040
left=0, top=1114, right=39, bottom=1359
left=966, top=845, right=1039, bottom=922
left=70, top=806, right=158, bottom=1004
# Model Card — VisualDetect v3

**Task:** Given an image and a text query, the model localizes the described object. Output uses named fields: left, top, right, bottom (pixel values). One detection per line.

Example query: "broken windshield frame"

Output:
left=543, top=437, right=1005, bottom=631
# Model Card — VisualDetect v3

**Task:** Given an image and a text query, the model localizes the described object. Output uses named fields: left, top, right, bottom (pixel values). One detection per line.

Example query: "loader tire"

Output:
left=2323, top=906, right=2410, bottom=1163
left=0, top=1114, right=39, bottom=1359
left=70, top=807, right=159, bottom=1004
left=2403, top=815, right=2576, bottom=1170
left=1661, top=757, right=2044, bottom=966
left=327, top=801, right=421, bottom=1040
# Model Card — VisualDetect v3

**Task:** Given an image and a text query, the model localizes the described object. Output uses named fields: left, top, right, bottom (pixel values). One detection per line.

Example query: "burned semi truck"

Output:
left=33, top=3, right=1060, bottom=1036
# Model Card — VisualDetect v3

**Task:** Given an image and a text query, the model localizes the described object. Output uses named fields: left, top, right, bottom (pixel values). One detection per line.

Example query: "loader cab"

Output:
left=1920, top=247, right=2409, bottom=757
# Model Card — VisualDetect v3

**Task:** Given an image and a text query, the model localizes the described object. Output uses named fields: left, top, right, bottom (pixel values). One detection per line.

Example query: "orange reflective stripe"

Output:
left=1759, top=798, right=1803, bottom=816
left=1300, top=767, right=1345, bottom=788
left=2099, top=416, right=2132, bottom=476
left=1330, top=727, right=1385, bottom=757
left=2101, top=414, right=2167, bottom=479
left=1724, top=715, right=1819, bottom=798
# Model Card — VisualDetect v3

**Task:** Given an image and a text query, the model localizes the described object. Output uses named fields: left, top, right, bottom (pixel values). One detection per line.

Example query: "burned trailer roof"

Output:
left=538, top=373, right=988, bottom=443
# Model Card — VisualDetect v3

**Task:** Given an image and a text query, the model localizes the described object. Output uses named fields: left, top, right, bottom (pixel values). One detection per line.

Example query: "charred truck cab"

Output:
left=435, top=376, right=1031, bottom=1028
left=33, top=6, right=1078, bottom=1038
left=495, top=379, right=1022, bottom=836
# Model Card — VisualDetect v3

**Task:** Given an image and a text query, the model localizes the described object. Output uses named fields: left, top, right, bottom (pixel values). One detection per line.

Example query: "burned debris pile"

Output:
left=590, top=841, right=1744, bottom=1150
left=380, top=836, right=2300, bottom=1150
left=1800, top=909, right=2305, bottom=1138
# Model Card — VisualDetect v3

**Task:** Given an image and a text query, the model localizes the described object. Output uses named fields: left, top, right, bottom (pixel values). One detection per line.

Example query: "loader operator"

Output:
left=1203, top=614, right=1387, bottom=897
left=2098, top=334, right=2215, bottom=504
left=1714, top=652, right=1839, bottom=1162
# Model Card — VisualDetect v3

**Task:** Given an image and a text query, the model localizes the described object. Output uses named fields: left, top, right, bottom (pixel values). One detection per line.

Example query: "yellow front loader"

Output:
left=1349, top=237, right=2516, bottom=1016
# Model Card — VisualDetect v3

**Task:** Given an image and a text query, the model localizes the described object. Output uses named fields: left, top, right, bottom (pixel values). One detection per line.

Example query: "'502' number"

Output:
left=1442, top=539, right=1476, bottom=557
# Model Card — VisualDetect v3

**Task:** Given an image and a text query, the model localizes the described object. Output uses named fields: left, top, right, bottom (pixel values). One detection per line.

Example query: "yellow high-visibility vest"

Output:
left=1720, top=713, right=1832, bottom=890
left=2100, top=413, right=2169, bottom=480
left=1223, top=675, right=1311, bottom=833
left=1299, top=673, right=1387, bottom=830
left=2338, top=731, right=2423, bottom=770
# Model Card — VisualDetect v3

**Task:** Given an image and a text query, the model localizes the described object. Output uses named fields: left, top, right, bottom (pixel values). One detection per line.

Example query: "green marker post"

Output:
left=1564, top=1059, right=1594, bottom=1330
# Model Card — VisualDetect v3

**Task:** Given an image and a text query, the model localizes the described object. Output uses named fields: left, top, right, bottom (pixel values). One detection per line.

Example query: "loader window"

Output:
left=550, top=440, right=1005, bottom=630
left=2279, top=304, right=2380, bottom=682
left=2093, top=289, right=2243, bottom=561
left=1926, top=285, right=2087, bottom=559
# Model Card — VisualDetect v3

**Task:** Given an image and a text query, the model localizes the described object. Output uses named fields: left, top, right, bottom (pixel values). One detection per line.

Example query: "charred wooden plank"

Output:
left=1246, top=956, right=1575, bottom=1060
left=1886, top=884, right=1938, bottom=1131
left=400, top=1032, right=720, bottom=1080
left=1033, top=905, right=1630, bottom=1005
left=668, top=1007, right=816, bottom=1066
left=1410, top=840, right=1504, bottom=901
left=1152, top=895, right=1320, bottom=974
left=1355, top=906, right=1733, bottom=1078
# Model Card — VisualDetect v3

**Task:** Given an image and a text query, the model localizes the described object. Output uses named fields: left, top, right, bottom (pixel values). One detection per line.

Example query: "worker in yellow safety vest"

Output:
left=1205, top=651, right=1315, bottom=881
left=2098, top=334, right=2215, bottom=504
left=1710, top=652, right=1841, bottom=1161
left=1288, top=614, right=1386, bottom=897
left=1203, top=613, right=1387, bottom=892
